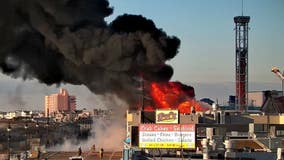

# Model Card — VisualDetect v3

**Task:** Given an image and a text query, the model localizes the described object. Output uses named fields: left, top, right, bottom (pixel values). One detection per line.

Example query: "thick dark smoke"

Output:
left=0, top=0, right=180, bottom=108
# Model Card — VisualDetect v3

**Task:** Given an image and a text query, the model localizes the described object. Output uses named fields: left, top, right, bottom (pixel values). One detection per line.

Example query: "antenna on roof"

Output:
left=241, top=0, right=244, bottom=16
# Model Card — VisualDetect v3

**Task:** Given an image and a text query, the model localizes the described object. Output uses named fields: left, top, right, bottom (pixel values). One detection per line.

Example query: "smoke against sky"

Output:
left=0, top=0, right=283, bottom=110
left=0, top=0, right=180, bottom=109
left=6, top=84, right=27, bottom=109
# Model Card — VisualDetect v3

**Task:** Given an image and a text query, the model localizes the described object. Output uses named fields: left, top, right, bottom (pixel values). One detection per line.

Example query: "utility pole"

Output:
left=7, top=123, right=11, bottom=160
left=24, top=123, right=28, bottom=159
left=140, top=73, right=145, bottom=123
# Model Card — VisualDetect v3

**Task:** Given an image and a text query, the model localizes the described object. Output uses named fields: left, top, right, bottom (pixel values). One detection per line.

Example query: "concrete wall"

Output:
left=127, top=111, right=140, bottom=126
left=249, top=115, right=284, bottom=124
left=180, top=114, right=199, bottom=124
left=248, top=91, right=265, bottom=107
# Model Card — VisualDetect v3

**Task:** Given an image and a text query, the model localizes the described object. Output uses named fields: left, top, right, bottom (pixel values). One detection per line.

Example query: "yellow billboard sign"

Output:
left=156, top=110, right=178, bottom=124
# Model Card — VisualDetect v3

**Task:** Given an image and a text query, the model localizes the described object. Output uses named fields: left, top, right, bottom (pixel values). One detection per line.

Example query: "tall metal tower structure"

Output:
left=234, top=15, right=250, bottom=112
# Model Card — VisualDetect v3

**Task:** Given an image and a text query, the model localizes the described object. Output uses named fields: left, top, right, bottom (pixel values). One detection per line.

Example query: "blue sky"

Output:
left=0, top=0, right=283, bottom=109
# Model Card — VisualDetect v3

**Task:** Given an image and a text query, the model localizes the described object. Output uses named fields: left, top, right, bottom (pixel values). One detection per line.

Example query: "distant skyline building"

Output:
left=45, top=88, right=76, bottom=117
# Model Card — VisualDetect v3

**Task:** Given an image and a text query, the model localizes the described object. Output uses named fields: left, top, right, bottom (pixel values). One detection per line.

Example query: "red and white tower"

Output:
left=234, top=15, right=250, bottom=111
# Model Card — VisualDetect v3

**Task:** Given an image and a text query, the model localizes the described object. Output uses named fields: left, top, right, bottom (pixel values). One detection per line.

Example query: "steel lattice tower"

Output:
left=234, top=16, right=250, bottom=112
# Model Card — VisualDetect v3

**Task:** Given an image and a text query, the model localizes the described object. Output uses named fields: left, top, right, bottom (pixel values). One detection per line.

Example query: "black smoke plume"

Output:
left=0, top=0, right=180, bottom=108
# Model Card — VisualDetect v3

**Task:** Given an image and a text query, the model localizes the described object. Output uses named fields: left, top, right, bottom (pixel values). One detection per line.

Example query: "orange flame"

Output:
left=146, top=82, right=207, bottom=114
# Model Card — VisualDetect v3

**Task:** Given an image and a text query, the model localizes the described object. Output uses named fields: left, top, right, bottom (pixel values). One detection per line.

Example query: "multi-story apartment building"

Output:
left=45, top=88, right=76, bottom=117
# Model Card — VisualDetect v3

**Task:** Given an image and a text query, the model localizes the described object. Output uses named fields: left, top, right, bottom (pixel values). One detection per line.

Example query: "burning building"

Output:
left=141, top=81, right=208, bottom=114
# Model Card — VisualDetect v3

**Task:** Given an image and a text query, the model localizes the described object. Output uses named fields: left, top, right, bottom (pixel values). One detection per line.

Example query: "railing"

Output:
left=226, top=132, right=249, bottom=137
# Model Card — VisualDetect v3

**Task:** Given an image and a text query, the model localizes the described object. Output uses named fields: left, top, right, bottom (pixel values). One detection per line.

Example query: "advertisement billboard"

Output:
left=156, top=110, right=179, bottom=124
left=139, top=124, right=195, bottom=149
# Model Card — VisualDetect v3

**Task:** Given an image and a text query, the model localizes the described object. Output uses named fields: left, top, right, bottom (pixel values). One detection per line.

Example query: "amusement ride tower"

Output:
left=234, top=12, right=250, bottom=111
